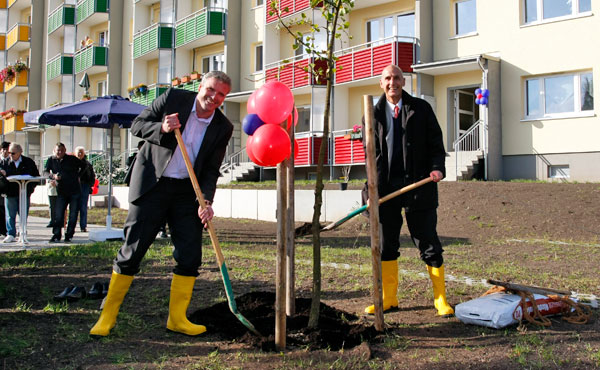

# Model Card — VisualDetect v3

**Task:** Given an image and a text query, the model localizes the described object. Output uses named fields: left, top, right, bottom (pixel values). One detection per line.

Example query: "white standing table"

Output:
left=7, top=175, right=46, bottom=246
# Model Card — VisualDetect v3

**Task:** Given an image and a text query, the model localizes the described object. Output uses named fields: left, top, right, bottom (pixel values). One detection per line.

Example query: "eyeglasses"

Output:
left=10, top=152, right=18, bottom=155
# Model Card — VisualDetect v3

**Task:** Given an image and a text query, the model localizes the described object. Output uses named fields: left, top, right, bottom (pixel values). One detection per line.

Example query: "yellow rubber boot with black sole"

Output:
left=90, top=271, right=133, bottom=336
left=166, top=274, right=207, bottom=336
left=365, top=260, right=399, bottom=314
left=427, top=264, right=454, bottom=317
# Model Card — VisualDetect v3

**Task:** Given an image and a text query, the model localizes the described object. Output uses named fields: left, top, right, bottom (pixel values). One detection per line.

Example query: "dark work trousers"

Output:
left=114, top=177, right=204, bottom=277
left=53, top=193, right=81, bottom=239
left=0, top=197, right=6, bottom=235
left=379, top=195, right=444, bottom=268
left=48, top=195, right=58, bottom=226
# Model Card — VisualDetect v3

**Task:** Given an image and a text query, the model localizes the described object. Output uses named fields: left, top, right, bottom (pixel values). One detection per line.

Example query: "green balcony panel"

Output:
left=132, top=85, right=169, bottom=106
left=75, top=46, right=107, bottom=74
left=175, top=10, right=226, bottom=48
left=133, top=26, right=173, bottom=59
left=76, top=0, right=108, bottom=24
left=48, top=6, right=75, bottom=34
left=47, top=56, right=74, bottom=81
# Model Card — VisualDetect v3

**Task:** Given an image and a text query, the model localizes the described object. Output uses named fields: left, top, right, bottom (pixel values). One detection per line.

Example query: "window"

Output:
left=255, top=0, right=264, bottom=6
left=254, top=44, right=263, bottom=72
left=294, top=32, right=326, bottom=56
left=201, top=53, right=224, bottom=73
left=454, top=0, right=476, bottom=36
left=524, top=0, right=591, bottom=24
left=525, top=71, right=593, bottom=118
left=205, top=0, right=227, bottom=8
left=98, top=31, right=107, bottom=47
left=366, top=13, right=415, bottom=44
left=97, top=80, right=107, bottom=97
left=549, top=165, right=570, bottom=179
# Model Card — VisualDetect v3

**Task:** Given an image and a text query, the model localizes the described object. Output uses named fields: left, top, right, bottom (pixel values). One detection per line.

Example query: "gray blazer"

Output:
left=127, top=88, right=233, bottom=203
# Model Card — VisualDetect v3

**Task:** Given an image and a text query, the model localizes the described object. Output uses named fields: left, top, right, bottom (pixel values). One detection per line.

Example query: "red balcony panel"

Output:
left=372, top=43, right=394, bottom=76
left=352, top=140, right=365, bottom=162
left=312, top=137, right=328, bottom=165
left=395, top=42, right=414, bottom=72
left=279, top=63, right=294, bottom=88
left=312, top=58, right=328, bottom=85
left=296, top=137, right=310, bottom=165
left=267, top=0, right=312, bottom=23
left=334, top=136, right=365, bottom=164
left=335, top=54, right=353, bottom=84
left=353, top=48, right=373, bottom=80
left=265, top=67, right=279, bottom=82
left=293, top=59, right=309, bottom=88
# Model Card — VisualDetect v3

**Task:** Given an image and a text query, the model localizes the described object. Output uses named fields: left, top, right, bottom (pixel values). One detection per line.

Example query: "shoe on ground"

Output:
left=54, top=284, right=75, bottom=302
left=46, top=222, right=53, bottom=228
left=81, top=228, right=87, bottom=232
left=66, top=286, right=86, bottom=302
left=49, top=236, right=61, bottom=243
left=159, top=231, right=168, bottom=239
left=88, top=282, right=103, bottom=299
left=102, top=282, right=109, bottom=297
left=64, top=238, right=72, bottom=243
left=2, top=235, right=15, bottom=243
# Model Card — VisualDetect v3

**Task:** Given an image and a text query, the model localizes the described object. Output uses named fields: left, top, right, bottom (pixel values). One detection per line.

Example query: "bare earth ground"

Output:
left=1, top=181, right=600, bottom=369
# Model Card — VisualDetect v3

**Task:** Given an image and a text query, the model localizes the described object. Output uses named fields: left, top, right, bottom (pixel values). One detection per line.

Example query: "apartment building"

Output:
left=1, top=0, right=596, bottom=182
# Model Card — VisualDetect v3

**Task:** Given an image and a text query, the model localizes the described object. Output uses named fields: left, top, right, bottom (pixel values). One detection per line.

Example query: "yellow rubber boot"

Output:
left=365, top=260, right=399, bottom=314
left=166, top=274, right=207, bottom=336
left=90, top=271, right=133, bottom=336
left=427, top=264, right=454, bottom=317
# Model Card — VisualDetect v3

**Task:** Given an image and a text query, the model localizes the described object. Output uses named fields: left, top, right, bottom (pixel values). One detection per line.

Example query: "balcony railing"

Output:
left=4, top=69, right=28, bottom=92
left=264, top=54, right=327, bottom=90
left=48, top=4, right=76, bottom=34
left=6, top=23, right=30, bottom=50
left=0, top=34, right=5, bottom=50
left=3, top=113, right=25, bottom=134
left=331, top=129, right=365, bottom=165
left=174, top=7, right=226, bottom=48
left=0, top=0, right=6, bottom=9
left=295, top=131, right=329, bottom=166
left=76, top=0, right=108, bottom=24
left=47, top=54, right=74, bottom=81
left=74, top=45, right=108, bottom=74
left=334, top=36, right=416, bottom=84
left=133, top=23, right=174, bottom=59
left=130, top=83, right=170, bottom=106
left=265, top=0, right=311, bottom=24
left=174, top=78, right=201, bottom=92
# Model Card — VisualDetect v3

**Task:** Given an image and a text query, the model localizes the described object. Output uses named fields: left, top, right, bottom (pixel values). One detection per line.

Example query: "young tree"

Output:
left=268, top=0, right=353, bottom=328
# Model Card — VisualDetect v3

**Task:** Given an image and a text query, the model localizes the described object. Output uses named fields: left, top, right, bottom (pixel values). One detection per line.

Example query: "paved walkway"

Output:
left=0, top=207, right=115, bottom=253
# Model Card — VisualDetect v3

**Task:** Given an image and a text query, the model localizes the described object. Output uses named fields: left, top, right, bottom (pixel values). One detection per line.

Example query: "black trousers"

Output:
left=53, top=192, right=81, bottom=239
left=379, top=195, right=444, bottom=268
left=0, top=197, right=6, bottom=235
left=114, top=177, right=204, bottom=277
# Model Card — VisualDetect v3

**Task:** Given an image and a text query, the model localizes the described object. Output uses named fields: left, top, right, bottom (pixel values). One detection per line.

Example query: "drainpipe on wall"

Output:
left=477, top=56, right=488, bottom=181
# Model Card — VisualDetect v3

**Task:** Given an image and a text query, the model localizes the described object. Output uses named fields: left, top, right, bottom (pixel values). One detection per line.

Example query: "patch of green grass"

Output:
left=382, top=334, right=413, bottom=351
left=43, top=301, right=70, bottom=313
left=13, top=299, right=32, bottom=312
left=586, top=344, right=600, bottom=367
left=0, top=334, right=31, bottom=358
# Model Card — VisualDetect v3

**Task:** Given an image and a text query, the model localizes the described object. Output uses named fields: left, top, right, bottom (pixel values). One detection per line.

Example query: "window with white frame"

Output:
left=201, top=53, right=224, bottom=73
left=525, top=71, right=593, bottom=118
left=366, top=12, right=415, bottom=45
left=549, top=165, right=570, bottom=179
left=255, top=0, right=264, bottom=6
left=204, top=0, right=227, bottom=8
left=97, top=80, right=107, bottom=97
left=98, top=31, right=107, bottom=47
left=453, top=0, right=476, bottom=36
left=524, top=0, right=591, bottom=24
left=294, top=32, right=327, bottom=57
left=254, top=44, right=263, bottom=72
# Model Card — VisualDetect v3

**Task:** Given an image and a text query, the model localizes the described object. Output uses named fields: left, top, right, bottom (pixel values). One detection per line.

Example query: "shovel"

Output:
left=174, top=128, right=261, bottom=337
left=295, top=177, right=433, bottom=237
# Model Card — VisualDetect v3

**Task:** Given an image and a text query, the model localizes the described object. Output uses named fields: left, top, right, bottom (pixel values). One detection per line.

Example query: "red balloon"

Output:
left=254, top=81, right=294, bottom=124
left=246, top=136, right=268, bottom=167
left=247, top=90, right=258, bottom=114
left=92, top=178, right=99, bottom=195
left=252, top=124, right=291, bottom=166
left=293, top=138, right=299, bottom=161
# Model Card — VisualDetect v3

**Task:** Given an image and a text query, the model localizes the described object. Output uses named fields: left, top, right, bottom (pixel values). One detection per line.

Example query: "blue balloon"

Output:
left=482, top=89, right=490, bottom=98
left=242, top=113, right=265, bottom=136
left=475, top=98, right=481, bottom=105
left=481, top=97, right=488, bottom=105
left=475, top=88, right=482, bottom=96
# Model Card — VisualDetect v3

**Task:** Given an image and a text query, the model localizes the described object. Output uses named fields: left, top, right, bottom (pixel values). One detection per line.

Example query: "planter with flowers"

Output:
left=82, top=93, right=91, bottom=101
left=346, top=124, right=362, bottom=140
left=1, top=108, right=26, bottom=133
left=127, top=86, right=136, bottom=98
left=4, top=61, right=29, bottom=91
left=171, top=77, right=181, bottom=86
left=190, top=71, right=201, bottom=81
left=181, top=74, right=191, bottom=84
left=135, top=83, right=148, bottom=97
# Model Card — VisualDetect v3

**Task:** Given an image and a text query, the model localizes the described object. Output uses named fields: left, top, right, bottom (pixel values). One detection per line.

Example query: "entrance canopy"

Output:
left=412, top=54, right=500, bottom=76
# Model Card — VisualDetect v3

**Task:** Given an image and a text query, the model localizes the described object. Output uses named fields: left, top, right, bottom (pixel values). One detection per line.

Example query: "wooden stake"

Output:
left=275, top=160, right=287, bottom=350
left=364, top=95, right=385, bottom=332
left=286, top=117, right=296, bottom=316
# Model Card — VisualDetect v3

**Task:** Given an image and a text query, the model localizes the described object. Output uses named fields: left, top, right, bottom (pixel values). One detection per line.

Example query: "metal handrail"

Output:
left=453, top=120, right=485, bottom=180
left=333, top=35, right=417, bottom=57
left=175, top=6, right=227, bottom=26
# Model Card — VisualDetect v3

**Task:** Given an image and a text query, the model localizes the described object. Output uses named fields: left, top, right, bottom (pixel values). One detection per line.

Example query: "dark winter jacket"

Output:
left=4, top=155, right=41, bottom=197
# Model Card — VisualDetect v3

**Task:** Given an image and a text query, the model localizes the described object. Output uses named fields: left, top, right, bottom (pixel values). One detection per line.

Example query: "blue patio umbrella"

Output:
left=25, top=95, right=146, bottom=240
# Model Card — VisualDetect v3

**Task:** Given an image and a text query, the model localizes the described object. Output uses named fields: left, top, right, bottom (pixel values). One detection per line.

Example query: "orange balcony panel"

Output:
left=0, top=83, right=4, bottom=93
left=4, top=113, right=25, bottom=134
left=0, top=0, right=7, bottom=8
left=0, top=35, right=5, bottom=50
left=4, top=70, right=28, bottom=92
left=6, top=24, right=30, bottom=49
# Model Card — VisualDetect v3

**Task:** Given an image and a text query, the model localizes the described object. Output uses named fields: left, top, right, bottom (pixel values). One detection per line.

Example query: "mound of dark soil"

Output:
left=190, top=292, right=379, bottom=351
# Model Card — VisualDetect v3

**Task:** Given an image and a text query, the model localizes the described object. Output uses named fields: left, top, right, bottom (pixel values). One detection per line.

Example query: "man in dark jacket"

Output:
left=1, top=143, right=40, bottom=243
left=0, top=141, right=11, bottom=236
left=44, top=143, right=85, bottom=243
left=75, top=146, right=95, bottom=232
left=91, top=71, right=234, bottom=337
left=362, top=65, right=453, bottom=317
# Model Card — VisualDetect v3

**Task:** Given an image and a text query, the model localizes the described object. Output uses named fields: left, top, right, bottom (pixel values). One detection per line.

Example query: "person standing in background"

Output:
left=0, top=142, right=11, bottom=236
left=75, top=147, right=95, bottom=232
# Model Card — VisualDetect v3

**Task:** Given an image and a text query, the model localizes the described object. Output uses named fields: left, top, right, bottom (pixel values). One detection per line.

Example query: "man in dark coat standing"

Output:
left=44, top=143, right=85, bottom=243
left=91, top=71, right=234, bottom=337
left=1, top=143, right=40, bottom=243
left=0, top=142, right=11, bottom=236
left=363, top=64, right=453, bottom=317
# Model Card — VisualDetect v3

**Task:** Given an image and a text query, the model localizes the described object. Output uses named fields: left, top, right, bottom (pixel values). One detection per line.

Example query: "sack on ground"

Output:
left=455, top=292, right=573, bottom=329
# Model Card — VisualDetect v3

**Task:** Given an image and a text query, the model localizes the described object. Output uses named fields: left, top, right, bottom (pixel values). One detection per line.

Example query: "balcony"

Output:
left=48, top=4, right=76, bottom=35
left=174, top=7, right=226, bottom=49
left=133, top=23, right=174, bottom=60
left=47, top=54, right=74, bottom=81
left=334, top=36, right=416, bottom=84
left=74, top=45, right=107, bottom=74
left=174, top=78, right=201, bottom=92
left=0, top=0, right=6, bottom=8
left=3, top=113, right=25, bottom=134
left=265, top=0, right=311, bottom=24
left=6, top=23, right=30, bottom=52
left=265, top=55, right=327, bottom=90
left=295, top=132, right=328, bottom=166
left=4, top=69, right=28, bottom=93
left=130, top=83, right=169, bottom=106
left=331, top=129, right=365, bottom=165
left=76, top=0, right=109, bottom=25
left=0, top=34, right=5, bottom=50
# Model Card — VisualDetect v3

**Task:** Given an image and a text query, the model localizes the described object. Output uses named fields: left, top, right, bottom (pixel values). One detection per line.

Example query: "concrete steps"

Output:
left=217, top=162, right=259, bottom=184
left=444, top=151, right=484, bottom=181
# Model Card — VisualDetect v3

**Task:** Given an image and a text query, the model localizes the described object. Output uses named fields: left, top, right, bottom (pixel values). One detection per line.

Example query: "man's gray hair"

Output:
left=9, top=143, right=22, bottom=153
left=202, top=71, right=232, bottom=87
